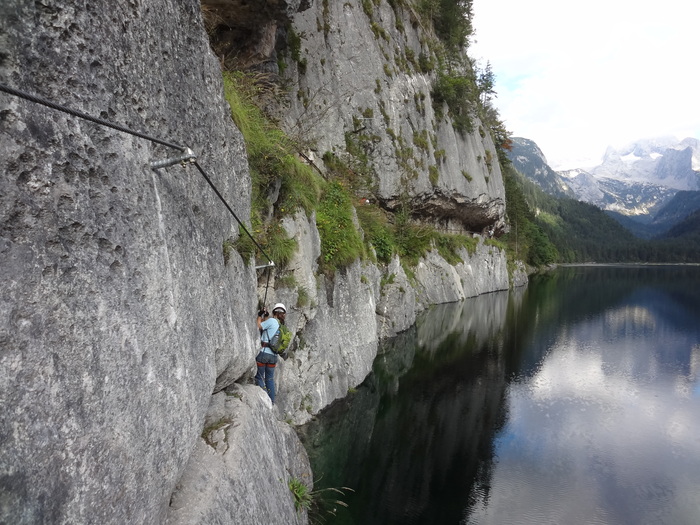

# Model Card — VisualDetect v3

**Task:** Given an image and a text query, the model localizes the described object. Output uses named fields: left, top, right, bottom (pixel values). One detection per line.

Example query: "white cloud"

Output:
left=471, top=0, right=700, bottom=169
left=465, top=313, right=700, bottom=525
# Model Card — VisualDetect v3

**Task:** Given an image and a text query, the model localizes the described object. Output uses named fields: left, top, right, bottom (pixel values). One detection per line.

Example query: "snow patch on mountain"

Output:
left=591, top=137, right=700, bottom=191
left=621, top=152, right=642, bottom=163
left=510, top=136, right=700, bottom=219
left=509, top=136, right=700, bottom=237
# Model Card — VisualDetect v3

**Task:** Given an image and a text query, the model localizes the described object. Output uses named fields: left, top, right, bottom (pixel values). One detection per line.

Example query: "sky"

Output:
left=470, top=0, right=700, bottom=170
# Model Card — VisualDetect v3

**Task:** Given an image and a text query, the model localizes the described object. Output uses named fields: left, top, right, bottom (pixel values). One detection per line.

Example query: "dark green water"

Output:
left=299, top=265, right=700, bottom=525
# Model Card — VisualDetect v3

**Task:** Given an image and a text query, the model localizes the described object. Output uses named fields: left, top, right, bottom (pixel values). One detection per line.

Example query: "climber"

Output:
left=255, top=303, right=286, bottom=404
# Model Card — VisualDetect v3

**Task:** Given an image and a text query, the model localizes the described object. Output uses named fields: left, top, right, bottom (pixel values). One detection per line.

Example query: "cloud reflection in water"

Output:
left=466, top=295, right=700, bottom=525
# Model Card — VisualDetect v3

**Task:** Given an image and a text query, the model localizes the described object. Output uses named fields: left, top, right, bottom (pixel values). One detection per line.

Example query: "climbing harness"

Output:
left=0, top=82, right=275, bottom=274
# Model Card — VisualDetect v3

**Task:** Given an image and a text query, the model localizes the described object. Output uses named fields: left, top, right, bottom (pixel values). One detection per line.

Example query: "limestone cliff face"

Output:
left=280, top=0, right=506, bottom=234
left=1, top=1, right=304, bottom=523
left=167, top=386, right=310, bottom=525
left=203, top=0, right=506, bottom=234
left=270, top=212, right=516, bottom=424
left=200, top=0, right=309, bottom=71
left=205, top=0, right=517, bottom=424
left=1, top=0, right=523, bottom=523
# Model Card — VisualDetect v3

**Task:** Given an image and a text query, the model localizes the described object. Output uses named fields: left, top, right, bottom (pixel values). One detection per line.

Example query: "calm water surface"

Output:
left=299, top=265, right=700, bottom=525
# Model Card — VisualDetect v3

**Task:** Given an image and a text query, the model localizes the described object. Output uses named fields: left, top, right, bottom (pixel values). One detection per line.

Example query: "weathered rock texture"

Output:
left=1, top=0, right=525, bottom=523
left=280, top=0, right=507, bottom=235
left=264, top=211, right=516, bottom=425
left=222, top=0, right=523, bottom=424
left=0, top=1, right=298, bottom=523
left=201, top=0, right=309, bottom=71
left=167, top=385, right=310, bottom=525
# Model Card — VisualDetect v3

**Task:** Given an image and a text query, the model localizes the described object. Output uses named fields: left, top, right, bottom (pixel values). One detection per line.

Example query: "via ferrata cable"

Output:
left=0, top=82, right=275, bottom=270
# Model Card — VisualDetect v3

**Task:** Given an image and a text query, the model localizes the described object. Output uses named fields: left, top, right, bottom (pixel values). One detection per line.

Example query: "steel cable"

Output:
left=1, top=82, right=274, bottom=267
left=0, top=83, right=186, bottom=151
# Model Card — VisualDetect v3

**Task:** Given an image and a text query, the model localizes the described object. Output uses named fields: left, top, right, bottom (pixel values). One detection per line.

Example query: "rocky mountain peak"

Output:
left=511, top=136, right=549, bottom=164
left=594, top=136, right=700, bottom=190
left=509, top=136, right=700, bottom=238
left=508, top=137, right=574, bottom=198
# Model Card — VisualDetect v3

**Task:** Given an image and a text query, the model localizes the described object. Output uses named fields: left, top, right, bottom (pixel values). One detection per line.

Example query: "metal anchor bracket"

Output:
left=255, top=261, right=276, bottom=270
left=150, top=147, right=196, bottom=170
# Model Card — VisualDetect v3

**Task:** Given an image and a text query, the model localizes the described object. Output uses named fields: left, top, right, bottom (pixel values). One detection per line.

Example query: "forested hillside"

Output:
left=503, top=165, right=700, bottom=263
left=663, top=209, right=700, bottom=243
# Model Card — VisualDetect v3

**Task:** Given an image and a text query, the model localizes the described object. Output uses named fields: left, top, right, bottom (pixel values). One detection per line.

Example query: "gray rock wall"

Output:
left=281, top=0, right=506, bottom=233
left=167, top=385, right=311, bottom=525
left=277, top=259, right=383, bottom=425
left=0, top=0, right=525, bottom=523
left=0, top=1, right=284, bottom=523
left=268, top=212, right=517, bottom=425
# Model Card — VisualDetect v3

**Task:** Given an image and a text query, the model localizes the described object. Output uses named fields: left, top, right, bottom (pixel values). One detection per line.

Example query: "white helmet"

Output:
left=272, top=303, right=287, bottom=314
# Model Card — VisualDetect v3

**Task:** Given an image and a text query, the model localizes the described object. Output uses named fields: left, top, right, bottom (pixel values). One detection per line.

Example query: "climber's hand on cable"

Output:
left=258, top=309, right=269, bottom=318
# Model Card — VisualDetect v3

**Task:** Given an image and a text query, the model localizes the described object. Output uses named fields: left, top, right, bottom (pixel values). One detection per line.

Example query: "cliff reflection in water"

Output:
left=299, top=290, right=523, bottom=525
left=300, top=265, right=700, bottom=525
left=465, top=265, right=700, bottom=525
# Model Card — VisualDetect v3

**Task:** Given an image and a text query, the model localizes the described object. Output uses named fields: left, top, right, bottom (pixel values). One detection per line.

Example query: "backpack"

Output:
left=267, top=327, right=282, bottom=354
left=264, top=324, right=290, bottom=355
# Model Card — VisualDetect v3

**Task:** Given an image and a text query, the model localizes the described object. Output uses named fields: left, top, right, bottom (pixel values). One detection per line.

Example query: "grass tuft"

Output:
left=316, top=181, right=365, bottom=272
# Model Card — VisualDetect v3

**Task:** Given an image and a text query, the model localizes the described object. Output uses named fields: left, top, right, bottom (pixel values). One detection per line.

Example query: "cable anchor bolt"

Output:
left=150, top=148, right=196, bottom=170
left=255, top=261, right=276, bottom=270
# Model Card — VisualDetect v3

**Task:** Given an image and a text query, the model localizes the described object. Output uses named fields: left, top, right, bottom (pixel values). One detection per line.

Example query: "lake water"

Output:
left=299, top=265, right=700, bottom=525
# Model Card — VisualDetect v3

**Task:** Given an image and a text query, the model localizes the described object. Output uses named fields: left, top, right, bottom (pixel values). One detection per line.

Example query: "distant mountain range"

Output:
left=507, top=137, right=700, bottom=238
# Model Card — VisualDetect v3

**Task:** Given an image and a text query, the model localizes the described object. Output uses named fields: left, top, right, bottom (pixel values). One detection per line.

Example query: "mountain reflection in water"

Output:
left=299, top=265, right=700, bottom=525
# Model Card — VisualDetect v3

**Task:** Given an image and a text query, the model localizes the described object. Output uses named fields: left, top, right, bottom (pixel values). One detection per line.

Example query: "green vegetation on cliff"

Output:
left=316, top=181, right=365, bottom=271
left=416, top=0, right=473, bottom=56
left=217, top=0, right=533, bottom=279
left=222, top=71, right=490, bottom=275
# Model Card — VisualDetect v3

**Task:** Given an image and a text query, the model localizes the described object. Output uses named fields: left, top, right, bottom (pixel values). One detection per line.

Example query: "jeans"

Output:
left=255, top=350, right=278, bottom=403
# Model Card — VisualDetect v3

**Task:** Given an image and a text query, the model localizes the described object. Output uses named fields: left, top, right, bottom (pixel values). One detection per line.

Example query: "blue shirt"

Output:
left=260, top=317, right=280, bottom=355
